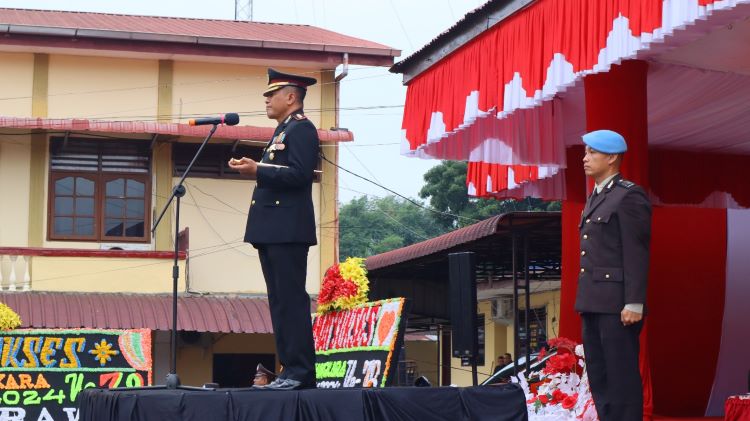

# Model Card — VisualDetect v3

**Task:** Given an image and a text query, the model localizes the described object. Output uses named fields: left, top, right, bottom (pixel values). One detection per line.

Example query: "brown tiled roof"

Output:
left=0, top=8, right=399, bottom=58
left=0, top=116, right=354, bottom=142
left=0, top=291, right=275, bottom=333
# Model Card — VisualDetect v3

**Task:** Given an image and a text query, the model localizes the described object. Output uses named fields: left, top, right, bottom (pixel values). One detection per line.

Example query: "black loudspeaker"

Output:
left=449, top=252, right=478, bottom=359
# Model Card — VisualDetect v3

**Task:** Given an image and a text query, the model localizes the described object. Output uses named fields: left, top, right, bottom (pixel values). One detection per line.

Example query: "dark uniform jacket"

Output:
left=575, top=174, right=652, bottom=314
left=244, top=109, right=319, bottom=247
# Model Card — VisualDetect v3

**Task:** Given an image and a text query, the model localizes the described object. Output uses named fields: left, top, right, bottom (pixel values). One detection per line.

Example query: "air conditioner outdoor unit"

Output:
left=491, top=296, right=514, bottom=325
left=100, top=243, right=152, bottom=251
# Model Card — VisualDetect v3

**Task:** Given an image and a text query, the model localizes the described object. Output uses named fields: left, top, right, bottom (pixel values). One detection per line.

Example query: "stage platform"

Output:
left=79, top=384, right=527, bottom=421
left=653, top=418, right=724, bottom=421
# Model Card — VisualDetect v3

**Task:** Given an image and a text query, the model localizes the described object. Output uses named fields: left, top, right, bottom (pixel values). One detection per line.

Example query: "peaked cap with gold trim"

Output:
left=263, top=68, right=317, bottom=96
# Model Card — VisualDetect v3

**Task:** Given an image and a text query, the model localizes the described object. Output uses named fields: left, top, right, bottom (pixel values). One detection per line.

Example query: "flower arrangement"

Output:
left=0, top=302, right=22, bottom=330
left=317, top=257, right=369, bottom=313
left=513, top=337, right=599, bottom=421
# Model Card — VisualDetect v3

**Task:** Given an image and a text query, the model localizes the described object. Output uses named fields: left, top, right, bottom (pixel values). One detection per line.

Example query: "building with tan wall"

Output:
left=0, top=8, right=398, bottom=386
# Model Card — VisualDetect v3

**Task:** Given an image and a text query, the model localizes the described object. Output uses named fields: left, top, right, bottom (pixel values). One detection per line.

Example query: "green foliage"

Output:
left=418, top=161, right=470, bottom=229
left=338, top=195, right=445, bottom=259
left=419, top=161, right=560, bottom=228
left=338, top=161, right=560, bottom=259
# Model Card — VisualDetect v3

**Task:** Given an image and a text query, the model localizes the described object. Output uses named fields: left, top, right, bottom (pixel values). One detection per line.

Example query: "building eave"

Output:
left=0, top=24, right=399, bottom=67
left=0, top=116, right=354, bottom=143
left=389, top=0, right=534, bottom=83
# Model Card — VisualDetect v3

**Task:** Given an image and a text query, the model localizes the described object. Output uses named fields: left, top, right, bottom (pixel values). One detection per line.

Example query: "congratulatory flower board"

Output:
left=312, top=298, right=406, bottom=389
left=0, top=328, right=152, bottom=421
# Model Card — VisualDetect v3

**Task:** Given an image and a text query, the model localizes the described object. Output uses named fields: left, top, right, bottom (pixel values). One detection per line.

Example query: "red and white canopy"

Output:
left=397, top=2, right=750, bottom=416
left=399, top=0, right=750, bottom=203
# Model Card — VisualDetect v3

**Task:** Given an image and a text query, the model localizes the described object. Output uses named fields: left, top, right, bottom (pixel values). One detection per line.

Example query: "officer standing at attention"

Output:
left=228, top=68, right=319, bottom=390
left=576, top=129, right=652, bottom=420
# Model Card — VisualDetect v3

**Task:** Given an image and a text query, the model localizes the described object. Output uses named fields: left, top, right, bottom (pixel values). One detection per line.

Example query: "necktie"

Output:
left=587, top=188, right=598, bottom=208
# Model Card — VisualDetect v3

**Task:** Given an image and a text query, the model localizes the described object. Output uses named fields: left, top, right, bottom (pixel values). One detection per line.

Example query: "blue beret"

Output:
left=582, top=130, right=628, bottom=154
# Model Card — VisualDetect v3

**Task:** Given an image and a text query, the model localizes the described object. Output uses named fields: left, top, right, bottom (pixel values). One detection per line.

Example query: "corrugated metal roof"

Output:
left=0, top=291, right=276, bottom=333
left=366, top=214, right=504, bottom=271
left=0, top=7, right=399, bottom=57
left=0, top=116, right=354, bottom=142
left=365, top=212, right=559, bottom=271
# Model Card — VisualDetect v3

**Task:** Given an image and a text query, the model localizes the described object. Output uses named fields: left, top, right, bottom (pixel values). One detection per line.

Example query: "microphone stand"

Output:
left=114, top=124, right=219, bottom=391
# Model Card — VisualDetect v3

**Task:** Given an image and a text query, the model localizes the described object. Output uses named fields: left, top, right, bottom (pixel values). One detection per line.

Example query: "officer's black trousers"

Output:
left=581, top=313, right=643, bottom=421
left=258, top=243, right=315, bottom=385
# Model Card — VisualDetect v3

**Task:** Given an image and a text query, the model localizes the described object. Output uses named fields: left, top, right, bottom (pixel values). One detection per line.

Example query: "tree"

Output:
left=419, top=161, right=560, bottom=229
left=338, top=162, right=560, bottom=259
left=338, top=195, right=446, bottom=259
left=418, top=161, right=471, bottom=229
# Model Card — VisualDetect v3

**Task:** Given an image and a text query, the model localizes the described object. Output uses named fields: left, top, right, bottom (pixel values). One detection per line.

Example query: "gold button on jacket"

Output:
left=575, top=175, right=652, bottom=314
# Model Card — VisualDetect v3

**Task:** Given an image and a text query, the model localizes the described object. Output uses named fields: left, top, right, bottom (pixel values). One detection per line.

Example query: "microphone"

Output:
left=188, top=113, right=240, bottom=126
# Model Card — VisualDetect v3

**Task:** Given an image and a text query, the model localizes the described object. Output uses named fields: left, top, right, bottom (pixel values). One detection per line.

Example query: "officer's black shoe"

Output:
left=264, top=378, right=315, bottom=391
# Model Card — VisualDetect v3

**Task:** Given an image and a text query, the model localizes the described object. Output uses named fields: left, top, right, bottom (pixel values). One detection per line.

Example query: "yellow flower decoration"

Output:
left=0, top=302, right=22, bottom=331
left=90, top=339, right=120, bottom=366
left=317, top=257, right=369, bottom=313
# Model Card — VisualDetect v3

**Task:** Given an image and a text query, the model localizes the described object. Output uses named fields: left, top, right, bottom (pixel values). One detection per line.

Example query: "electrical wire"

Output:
left=4, top=129, right=485, bottom=286
left=2, top=141, right=468, bottom=264
left=342, top=142, right=382, bottom=185
left=16, top=168, right=560, bottom=355
left=0, top=103, right=404, bottom=125
left=320, top=152, right=480, bottom=224
left=184, top=185, right=253, bottom=257
left=387, top=0, right=415, bottom=50
left=0, top=133, right=399, bottom=149
left=337, top=138, right=434, bottom=240
left=0, top=65, right=388, bottom=103
left=445, top=0, right=457, bottom=20
left=3, top=131, right=453, bottom=231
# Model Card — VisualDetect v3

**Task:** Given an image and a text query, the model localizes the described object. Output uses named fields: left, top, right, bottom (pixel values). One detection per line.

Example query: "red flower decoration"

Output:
left=561, top=393, right=579, bottom=410
left=538, top=394, right=549, bottom=404
left=548, top=337, right=577, bottom=353
left=318, top=264, right=342, bottom=304
left=317, top=258, right=369, bottom=313
left=551, top=388, right=567, bottom=404
left=537, top=347, right=546, bottom=361
left=543, top=353, right=577, bottom=375
left=318, top=265, right=358, bottom=305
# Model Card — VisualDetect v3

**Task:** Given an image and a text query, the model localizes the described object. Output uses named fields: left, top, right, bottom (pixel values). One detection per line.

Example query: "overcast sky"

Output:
left=0, top=0, right=484, bottom=204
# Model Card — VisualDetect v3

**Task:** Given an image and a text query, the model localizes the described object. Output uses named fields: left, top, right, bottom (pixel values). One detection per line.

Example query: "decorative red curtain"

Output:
left=403, top=0, right=737, bottom=200
left=402, top=0, right=732, bottom=158
left=399, top=0, right=744, bottom=417
left=402, top=0, right=663, bottom=152
left=649, top=150, right=750, bottom=208
left=466, top=163, right=538, bottom=196
left=647, top=208, right=727, bottom=416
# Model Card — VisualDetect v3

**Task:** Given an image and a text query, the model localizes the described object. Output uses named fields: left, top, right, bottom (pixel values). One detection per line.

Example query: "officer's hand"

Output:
left=228, top=157, right=258, bottom=179
left=621, top=308, right=642, bottom=326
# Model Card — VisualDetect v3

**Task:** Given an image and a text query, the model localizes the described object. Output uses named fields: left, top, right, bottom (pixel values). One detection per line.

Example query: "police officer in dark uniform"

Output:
left=576, top=129, right=651, bottom=420
left=228, top=68, right=319, bottom=390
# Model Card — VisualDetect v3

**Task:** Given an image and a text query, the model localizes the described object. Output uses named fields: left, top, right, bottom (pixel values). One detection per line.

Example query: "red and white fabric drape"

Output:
left=399, top=1, right=750, bottom=416
left=400, top=0, right=749, bottom=198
